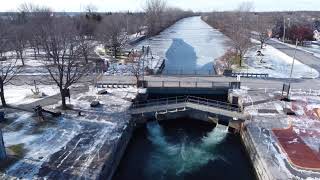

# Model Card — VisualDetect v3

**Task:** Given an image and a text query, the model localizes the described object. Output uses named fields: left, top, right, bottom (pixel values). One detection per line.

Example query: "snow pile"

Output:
left=234, top=40, right=319, bottom=78
left=289, top=96, right=320, bottom=154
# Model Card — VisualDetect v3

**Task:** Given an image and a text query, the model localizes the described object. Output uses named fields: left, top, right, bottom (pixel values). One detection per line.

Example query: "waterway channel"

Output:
left=135, top=16, right=228, bottom=75
left=113, top=17, right=255, bottom=180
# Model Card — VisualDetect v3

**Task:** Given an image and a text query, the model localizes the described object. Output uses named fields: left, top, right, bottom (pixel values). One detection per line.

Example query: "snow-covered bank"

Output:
left=0, top=86, right=139, bottom=179
left=233, top=40, right=319, bottom=79
left=2, top=113, right=81, bottom=179
left=95, top=44, right=165, bottom=76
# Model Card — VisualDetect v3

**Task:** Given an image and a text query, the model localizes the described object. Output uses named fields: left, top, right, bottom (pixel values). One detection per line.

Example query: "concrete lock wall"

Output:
left=241, top=127, right=274, bottom=180
left=99, top=120, right=135, bottom=180
left=0, top=129, right=6, bottom=160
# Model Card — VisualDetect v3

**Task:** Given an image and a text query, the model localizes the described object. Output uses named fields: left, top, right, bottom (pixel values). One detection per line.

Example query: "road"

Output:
left=267, top=39, right=320, bottom=74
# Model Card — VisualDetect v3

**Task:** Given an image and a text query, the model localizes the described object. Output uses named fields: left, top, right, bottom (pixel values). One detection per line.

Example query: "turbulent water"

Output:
left=145, top=122, right=229, bottom=178
left=135, top=16, right=228, bottom=74
left=113, top=118, right=255, bottom=180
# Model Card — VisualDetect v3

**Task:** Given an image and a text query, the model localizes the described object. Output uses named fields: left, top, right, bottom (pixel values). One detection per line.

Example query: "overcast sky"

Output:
left=1, top=0, right=320, bottom=12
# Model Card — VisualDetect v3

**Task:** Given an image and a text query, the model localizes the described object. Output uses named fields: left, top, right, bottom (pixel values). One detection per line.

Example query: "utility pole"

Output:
left=288, top=39, right=298, bottom=90
left=282, top=16, right=286, bottom=42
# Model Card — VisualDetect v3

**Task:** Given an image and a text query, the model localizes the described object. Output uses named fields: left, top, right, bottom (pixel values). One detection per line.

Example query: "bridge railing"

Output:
left=132, top=96, right=241, bottom=112
left=186, top=96, right=240, bottom=112
left=132, top=96, right=187, bottom=109
left=162, top=70, right=216, bottom=76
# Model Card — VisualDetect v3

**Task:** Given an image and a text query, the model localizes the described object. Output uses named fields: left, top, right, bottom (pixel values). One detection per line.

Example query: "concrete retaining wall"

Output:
left=241, top=127, right=274, bottom=180
left=99, top=120, right=135, bottom=180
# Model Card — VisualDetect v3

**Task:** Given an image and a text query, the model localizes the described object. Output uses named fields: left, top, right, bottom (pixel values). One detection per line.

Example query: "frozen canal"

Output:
left=136, top=16, right=228, bottom=75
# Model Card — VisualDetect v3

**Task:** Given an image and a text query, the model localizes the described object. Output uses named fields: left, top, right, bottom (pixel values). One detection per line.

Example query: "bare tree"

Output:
left=225, top=3, right=253, bottom=67
left=125, top=13, right=145, bottom=36
left=204, top=3, right=253, bottom=67
left=84, top=4, right=98, bottom=13
left=226, top=30, right=252, bottom=67
left=39, top=15, right=91, bottom=109
left=144, top=0, right=167, bottom=35
left=76, top=18, right=96, bottom=64
left=128, top=62, right=142, bottom=85
left=96, top=14, right=128, bottom=58
left=220, top=49, right=237, bottom=70
left=254, top=14, right=271, bottom=49
left=11, top=25, right=27, bottom=66
left=18, top=3, right=52, bottom=60
left=0, top=21, right=21, bottom=106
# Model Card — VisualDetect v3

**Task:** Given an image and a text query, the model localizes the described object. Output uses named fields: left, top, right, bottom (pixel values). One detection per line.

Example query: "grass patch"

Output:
left=8, top=144, right=26, bottom=158
left=0, top=144, right=27, bottom=172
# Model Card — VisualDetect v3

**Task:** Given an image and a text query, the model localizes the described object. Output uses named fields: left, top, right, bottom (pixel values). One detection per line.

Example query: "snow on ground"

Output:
left=240, top=89, right=320, bottom=178
left=69, top=86, right=138, bottom=115
left=3, top=49, right=46, bottom=67
left=95, top=44, right=163, bottom=76
left=4, top=85, right=60, bottom=105
left=234, top=39, right=319, bottom=78
left=1, top=112, right=82, bottom=179
left=1, top=86, right=138, bottom=179
left=290, top=95, right=320, bottom=153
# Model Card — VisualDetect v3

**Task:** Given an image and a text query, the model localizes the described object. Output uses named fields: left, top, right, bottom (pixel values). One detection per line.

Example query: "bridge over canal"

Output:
left=130, top=96, right=247, bottom=120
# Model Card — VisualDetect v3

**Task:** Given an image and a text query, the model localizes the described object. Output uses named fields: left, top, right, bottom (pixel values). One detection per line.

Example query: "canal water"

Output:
left=135, top=16, right=228, bottom=75
left=113, top=118, right=255, bottom=180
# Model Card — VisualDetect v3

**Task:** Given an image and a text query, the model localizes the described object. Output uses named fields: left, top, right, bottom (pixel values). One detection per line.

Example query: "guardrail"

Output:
left=132, top=96, right=241, bottom=112
left=231, top=72, right=269, bottom=78
left=146, top=80, right=235, bottom=88
left=162, top=69, right=216, bottom=76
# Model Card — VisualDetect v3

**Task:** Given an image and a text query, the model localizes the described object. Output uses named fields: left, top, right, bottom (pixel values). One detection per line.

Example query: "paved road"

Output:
left=267, top=39, right=320, bottom=73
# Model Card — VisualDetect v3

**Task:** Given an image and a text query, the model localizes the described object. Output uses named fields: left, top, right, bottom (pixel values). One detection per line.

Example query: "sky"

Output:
left=0, top=0, right=319, bottom=12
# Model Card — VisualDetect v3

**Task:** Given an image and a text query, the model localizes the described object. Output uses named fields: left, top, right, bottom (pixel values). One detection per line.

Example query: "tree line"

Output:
left=203, top=5, right=320, bottom=68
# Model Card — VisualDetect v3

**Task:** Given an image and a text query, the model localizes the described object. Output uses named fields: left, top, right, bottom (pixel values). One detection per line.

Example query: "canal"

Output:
left=113, top=119, right=255, bottom=180
left=113, top=17, right=255, bottom=180
left=135, top=16, right=228, bottom=75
